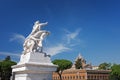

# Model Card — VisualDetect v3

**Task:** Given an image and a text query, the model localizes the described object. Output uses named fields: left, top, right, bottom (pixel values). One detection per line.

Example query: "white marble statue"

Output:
left=23, top=21, right=49, bottom=54
left=12, top=21, right=57, bottom=80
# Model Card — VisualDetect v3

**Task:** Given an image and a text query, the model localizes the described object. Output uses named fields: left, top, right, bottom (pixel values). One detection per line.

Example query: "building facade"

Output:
left=52, top=54, right=111, bottom=80
left=53, top=69, right=110, bottom=80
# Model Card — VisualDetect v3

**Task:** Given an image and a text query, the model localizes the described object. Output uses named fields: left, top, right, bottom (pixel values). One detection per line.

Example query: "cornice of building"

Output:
left=86, top=70, right=111, bottom=73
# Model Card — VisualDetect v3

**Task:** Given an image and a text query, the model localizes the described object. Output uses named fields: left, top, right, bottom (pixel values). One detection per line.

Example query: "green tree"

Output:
left=0, top=56, right=17, bottom=80
left=75, top=58, right=83, bottom=69
left=0, top=61, right=2, bottom=79
left=52, top=59, right=72, bottom=80
left=5, top=56, right=11, bottom=61
left=110, top=64, right=120, bottom=80
left=98, top=62, right=111, bottom=70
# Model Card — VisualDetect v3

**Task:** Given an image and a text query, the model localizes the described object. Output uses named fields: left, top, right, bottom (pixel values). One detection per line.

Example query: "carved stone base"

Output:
left=12, top=52, right=57, bottom=80
left=12, top=63, right=57, bottom=80
left=18, top=52, right=52, bottom=65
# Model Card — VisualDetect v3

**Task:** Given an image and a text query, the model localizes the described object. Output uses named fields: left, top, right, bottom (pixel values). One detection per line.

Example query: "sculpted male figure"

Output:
left=23, top=21, right=49, bottom=54
left=30, top=21, right=48, bottom=35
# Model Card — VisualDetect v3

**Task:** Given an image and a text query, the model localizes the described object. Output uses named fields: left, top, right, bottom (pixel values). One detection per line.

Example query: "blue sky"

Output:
left=0, top=0, right=120, bottom=65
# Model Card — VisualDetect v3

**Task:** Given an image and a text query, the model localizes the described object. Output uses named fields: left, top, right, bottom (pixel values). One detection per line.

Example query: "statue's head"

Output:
left=35, top=20, right=40, bottom=24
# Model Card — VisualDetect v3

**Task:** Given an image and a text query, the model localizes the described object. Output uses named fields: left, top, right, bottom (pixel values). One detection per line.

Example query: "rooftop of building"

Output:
left=53, top=69, right=111, bottom=74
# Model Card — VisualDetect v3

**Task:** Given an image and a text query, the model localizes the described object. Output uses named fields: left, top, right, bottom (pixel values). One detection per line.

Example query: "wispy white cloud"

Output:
left=45, top=44, right=71, bottom=56
left=9, top=33, right=25, bottom=44
left=64, top=29, right=81, bottom=44
left=45, top=28, right=81, bottom=56
left=0, top=52, right=20, bottom=57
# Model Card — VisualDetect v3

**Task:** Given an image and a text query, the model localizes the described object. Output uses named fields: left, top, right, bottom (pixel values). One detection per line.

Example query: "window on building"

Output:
left=73, top=76, right=75, bottom=79
left=65, top=76, right=66, bottom=79
left=91, top=76, right=93, bottom=79
left=76, top=76, right=78, bottom=79
left=87, top=76, right=90, bottom=79
left=83, top=76, right=85, bottom=79
left=94, top=75, right=96, bottom=79
left=79, top=76, right=81, bottom=79
left=97, top=76, right=99, bottom=79
left=68, top=76, right=69, bottom=79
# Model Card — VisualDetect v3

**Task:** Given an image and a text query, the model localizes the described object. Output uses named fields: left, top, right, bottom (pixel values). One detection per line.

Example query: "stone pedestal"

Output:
left=12, top=52, right=57, bottom=80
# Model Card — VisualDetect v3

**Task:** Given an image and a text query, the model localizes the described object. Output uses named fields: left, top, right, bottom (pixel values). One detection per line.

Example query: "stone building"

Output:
left=52, top=54, right=110, bottom=80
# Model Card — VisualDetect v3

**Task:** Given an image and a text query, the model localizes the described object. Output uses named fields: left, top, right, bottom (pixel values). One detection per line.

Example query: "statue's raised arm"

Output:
left=30, top=21, right=48, bottom=35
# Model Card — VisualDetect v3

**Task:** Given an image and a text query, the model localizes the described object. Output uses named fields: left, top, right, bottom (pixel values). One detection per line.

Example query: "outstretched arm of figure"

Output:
left=40, top=22, right=48, bottom=26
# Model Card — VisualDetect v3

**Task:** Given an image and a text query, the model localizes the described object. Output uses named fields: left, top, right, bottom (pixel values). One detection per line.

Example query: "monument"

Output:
left=12, top=21, right=57, bottom=80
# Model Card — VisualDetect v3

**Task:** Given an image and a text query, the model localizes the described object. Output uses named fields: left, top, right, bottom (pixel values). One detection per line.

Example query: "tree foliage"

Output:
left=110, top=64, right=120, bottom=80
left=0, top=56, right=17, bottom=80
left=98, top=62, right=111, bottom=70
left=5, top=56, right=11, bottom=61
left=52, top=59, right=72, bottom=80
left=0, top=61, right=2, bottom=78
left=75, top=58, right=83, bottom=69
